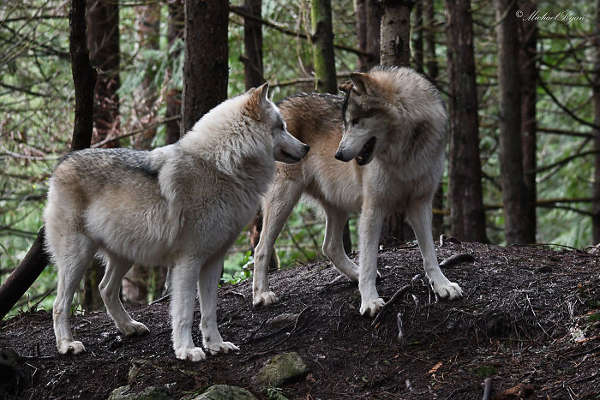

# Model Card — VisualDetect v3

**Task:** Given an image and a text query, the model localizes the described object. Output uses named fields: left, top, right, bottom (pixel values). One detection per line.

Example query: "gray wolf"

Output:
left=252, top=67, right=462, bottom=316
left=44, top=83, right=309, bottom=361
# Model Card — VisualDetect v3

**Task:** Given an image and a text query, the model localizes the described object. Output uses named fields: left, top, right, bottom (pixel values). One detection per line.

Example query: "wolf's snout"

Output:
left=335, top=149, right=349, bottom=162
left=302, top=144, right=310, bottom=156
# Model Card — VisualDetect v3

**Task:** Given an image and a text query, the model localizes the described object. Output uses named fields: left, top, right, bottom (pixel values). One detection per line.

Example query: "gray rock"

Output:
left=253, top=352, right=308, bottom=387
left=107, top=385, right=169, bottom=400
left=191, top=384, right=257, bottom=400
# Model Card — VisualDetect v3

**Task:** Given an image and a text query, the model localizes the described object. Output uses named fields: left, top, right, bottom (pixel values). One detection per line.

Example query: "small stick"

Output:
left=482, top=377, right=492, bottom=400
left=439, top=253, right=475, bottom=269
left=149, top=294, right=170, bottom=305
left=371, top=284, right=411, bottom=327
left=396, top=312, right=406, bottom=345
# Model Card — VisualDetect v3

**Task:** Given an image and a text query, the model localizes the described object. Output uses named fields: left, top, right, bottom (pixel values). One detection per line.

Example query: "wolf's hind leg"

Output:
left=99, top=254, right=149, bottom=336
left=253, top=178, right=303, bottom=306
left=52, top=233, right=96, bottom=355
left=322, top=204, right=359, bottom=281
left=198, top=253, right=239, bottom=355
left=406, top=199, right=463, bottom=300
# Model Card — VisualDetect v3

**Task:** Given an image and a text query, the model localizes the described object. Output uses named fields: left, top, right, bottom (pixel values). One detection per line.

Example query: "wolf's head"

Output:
left=244, top=83, right=309, bottom=164
left=335, top=72, right=392, bottom=166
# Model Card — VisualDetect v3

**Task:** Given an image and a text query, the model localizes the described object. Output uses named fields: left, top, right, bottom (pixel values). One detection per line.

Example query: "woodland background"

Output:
left=0, top=0, right=598, bottom=315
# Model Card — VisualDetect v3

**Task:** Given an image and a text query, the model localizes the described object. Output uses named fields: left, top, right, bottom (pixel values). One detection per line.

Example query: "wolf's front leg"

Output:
left=197, top=255, right=239, bottom=355
left=358, top=204, right=385, bottom=317
left=170, top=262, right=206, bottom=361
left=406, top=199, right=462, bottom=300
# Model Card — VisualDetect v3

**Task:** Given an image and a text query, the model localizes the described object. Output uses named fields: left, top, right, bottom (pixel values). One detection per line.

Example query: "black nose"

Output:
left=303, top=144, right=310, bottom=154
left=335, top=149, right=345, bottom=161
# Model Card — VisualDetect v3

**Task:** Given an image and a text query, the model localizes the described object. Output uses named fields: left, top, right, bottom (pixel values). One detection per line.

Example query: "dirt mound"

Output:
left=1, top=241, right=599, bottom=399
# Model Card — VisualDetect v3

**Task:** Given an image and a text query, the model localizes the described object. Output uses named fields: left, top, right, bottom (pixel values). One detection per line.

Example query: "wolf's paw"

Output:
left=119, top=320, right=150, bottom=337
left=253, top=291, right=279, bottom=307
left=205, top=341, right=240, bottom=355
left=360, top=297, right=385, bottom=317
left=57, top=340, right=86, bottom=355
left=175, top=346, right=206, bottom=362
left=432, top=280, right=463, bottom=300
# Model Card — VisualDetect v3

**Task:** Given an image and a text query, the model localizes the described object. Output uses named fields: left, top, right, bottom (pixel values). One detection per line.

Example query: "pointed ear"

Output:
left=257, top=82, right=270, bottom=103
left=350, top=72, right=370, bottom=95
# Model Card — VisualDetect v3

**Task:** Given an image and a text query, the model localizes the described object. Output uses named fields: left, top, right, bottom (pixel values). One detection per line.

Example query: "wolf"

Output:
left=44, top=83, right=309, bottom=361
left=252, top=67, right=462, bottom=316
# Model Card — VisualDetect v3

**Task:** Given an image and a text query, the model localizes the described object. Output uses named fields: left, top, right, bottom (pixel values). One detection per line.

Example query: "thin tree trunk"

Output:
left=355, top=0, right=369, bottom=71
left=84, top=0, right=121, bottom=311
left=424, top=0, right=443, bottom=238
left=380, top=0, right=415, bottom=246
left=311, top=0, right=337, bottom=94
left=445, top=0, right=487, bottom=242
left=519, top=0, right=537, bottom=243
left=243, top=0, right=264, bottom=89
left=0, top=0, right=96, bottom=320
left=366, top=0, right=382, bottom=68
left=495, top=0, right=529, bottom=244
left=181, top=0, right=229, bottom=134
left=413, top=0, right=423, bottom=73
left=166, top=0, right=184, bottom=145
left=593, top=0, right=600, bottom=243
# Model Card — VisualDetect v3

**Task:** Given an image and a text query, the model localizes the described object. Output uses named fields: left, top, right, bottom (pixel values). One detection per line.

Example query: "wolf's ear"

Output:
left=257, top=82, right=270, bottom=103
left=350, top=72, right=370, bottom=95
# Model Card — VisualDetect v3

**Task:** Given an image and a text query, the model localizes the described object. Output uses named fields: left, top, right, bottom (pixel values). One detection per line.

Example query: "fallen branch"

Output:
left=439, top=253, right=476, bottom=269
left=482, top=377, right=492, bottom=400
left=371, top=284, right=412, bottom=328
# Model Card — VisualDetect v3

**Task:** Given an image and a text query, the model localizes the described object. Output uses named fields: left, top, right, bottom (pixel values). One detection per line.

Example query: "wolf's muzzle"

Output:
left=335, top=149, right=349, bottom=162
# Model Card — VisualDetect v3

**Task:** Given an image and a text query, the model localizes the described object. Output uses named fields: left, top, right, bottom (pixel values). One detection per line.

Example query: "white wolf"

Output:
left=44, top=83, right=309, bottom=361
left=253, top=67, right=462, bottom=316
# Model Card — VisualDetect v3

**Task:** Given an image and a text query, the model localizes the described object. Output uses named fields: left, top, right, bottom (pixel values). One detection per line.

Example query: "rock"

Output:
left=266, top=313, right=299, bottom=329
left=107, top=385, right=169, bottom=400
left=127, top=359, right=154, bottom=385
left=253, top=352, right=308, bottom=387
left=191, top=384, right=257, bottom=400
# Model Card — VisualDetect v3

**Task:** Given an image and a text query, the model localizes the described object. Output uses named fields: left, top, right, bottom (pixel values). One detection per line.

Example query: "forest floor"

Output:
left=1, top=240, right=600, bottom=400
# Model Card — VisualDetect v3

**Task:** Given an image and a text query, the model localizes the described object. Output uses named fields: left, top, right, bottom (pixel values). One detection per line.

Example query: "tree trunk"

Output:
left=166, top=0, right=184, bottom=145
left=366, top=0, right=382, bottom=68
left=87, top=0, right=120, bottom=147
left=379, top=0, right=415, bottom=246
left=518, top=0, right=537, bottom=243
left=412, top=0, right=423, bottom=73
left=311, top=0, right=337, bottom=93
left=594, top=0, right=600, bottom=243
left=494, top=0, right=530, bottom=244
left=445, top=0, right=487, bottom=242
left=380, top=0, right=414, bottom=67
left=355, top=0, right=368, bottom=71
left=0, top=0, right=96, bottom=320
left=132, top=2, right=161, bottom=150
left=181, top=0, right=229, bottom=135
left=424, top=0, right=443, bottom=238
left=243, top=0, right=264, bottom=89
left=85, top=0, right=121, bottom=311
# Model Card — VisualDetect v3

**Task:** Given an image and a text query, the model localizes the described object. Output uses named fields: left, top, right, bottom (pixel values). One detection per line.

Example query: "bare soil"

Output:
left=1, top=240, right=600, bottom=399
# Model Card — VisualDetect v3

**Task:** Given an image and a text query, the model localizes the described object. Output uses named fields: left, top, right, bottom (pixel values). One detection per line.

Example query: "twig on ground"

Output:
left=371, top=284, right=411, bottom=328
left=223, top=290, right=245, bottom=300
left=396, top=312, right=405, bottom=345
left=482, top=377, right=492, bottom=400
left=439, top=253, right=476, bottom=268
left=149, top=294, right=170, bottom=305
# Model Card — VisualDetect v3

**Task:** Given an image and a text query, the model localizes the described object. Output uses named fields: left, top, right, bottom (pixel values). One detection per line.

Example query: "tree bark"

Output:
left=495, top=0, right=530, bottom=244
left=84, top=0, right=121, bottom=311
left=424, top=0, right=443, bottom=238
left=0, top=0, right=96, bottom=320
left=355, top=0, right=368, bottom=71
left=518, top=0, right=537, bottom=243
left=87, top=0, right=120, bottom=147
left=365, top=0, right=382, bottom=69
left=380, top=0, right=414, bottom=67
left=413, top=0, right=423, bottom=73
left=243, top=0, right=264, bottom=89
left=379, top=0, right=415, bottom=246
left=166, top=0, right=184, bottom=145
left=445, top=0, right=487, bottom=242
left=181, top=0, right=229, bottom=134
left=311, top=0, right=337, bottom=93
left=594, top=0, right=600, bottom=243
